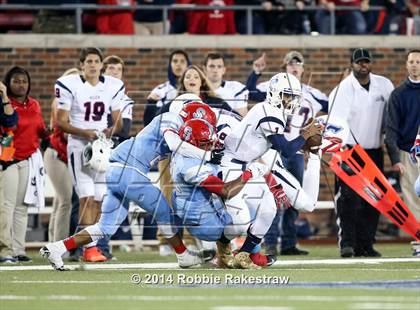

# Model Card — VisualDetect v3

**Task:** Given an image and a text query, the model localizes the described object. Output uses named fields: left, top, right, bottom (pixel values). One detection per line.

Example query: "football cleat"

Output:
left=82, top=246, right=107, bottom=262
left=176, top=249, right=204, bottom=268
left=40, top=245, right=68, bottom=271
left=216, top=241, right=234, bottom=269
left=249, top=252, right=277, bottom=267
left=233, top=252, right=262, bottom=269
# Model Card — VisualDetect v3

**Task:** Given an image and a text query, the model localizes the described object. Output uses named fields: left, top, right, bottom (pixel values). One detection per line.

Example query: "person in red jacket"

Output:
left=188, top=0, right=237, bottom=34
left=96, top=0, right=135, bottom=34
left=0, top=66, right=48, bottom=263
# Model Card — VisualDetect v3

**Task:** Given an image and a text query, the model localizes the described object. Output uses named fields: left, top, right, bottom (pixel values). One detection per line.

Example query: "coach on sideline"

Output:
left=385, top=49, right=420, bottom=221
left=329, top=48, right=394, bottom=258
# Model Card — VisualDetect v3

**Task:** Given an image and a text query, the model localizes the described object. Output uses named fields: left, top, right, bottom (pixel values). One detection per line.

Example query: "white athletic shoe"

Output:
left=40, top=243, right=68, bottom=271
left=159, top=245, right=174, bottom=257
left=176, top=249, right=204, bottom=268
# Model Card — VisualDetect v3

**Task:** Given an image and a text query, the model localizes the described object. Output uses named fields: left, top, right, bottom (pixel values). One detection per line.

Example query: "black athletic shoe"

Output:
left=280, top=246, right=309, bottom=256
left=13, top=255, right=32, bottom=263
left=340, top=246, right=354, bottom=258
left=363, top=246, right=381, bottom=257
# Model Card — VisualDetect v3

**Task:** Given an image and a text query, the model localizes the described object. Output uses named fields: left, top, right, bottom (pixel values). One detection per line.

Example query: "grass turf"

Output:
left=1, top=244, right=419, bottom=310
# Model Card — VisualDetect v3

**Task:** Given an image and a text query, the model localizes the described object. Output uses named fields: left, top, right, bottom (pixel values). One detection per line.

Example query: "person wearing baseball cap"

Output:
left=329, top=48, right=395, bottom=258
left=351, top=48, right=372, bottom=63
left=246, top=51, right=329, bottom=256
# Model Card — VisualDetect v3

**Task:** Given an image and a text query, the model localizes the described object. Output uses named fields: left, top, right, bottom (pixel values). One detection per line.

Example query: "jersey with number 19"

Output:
left=55, top=74, right=125, bottom=146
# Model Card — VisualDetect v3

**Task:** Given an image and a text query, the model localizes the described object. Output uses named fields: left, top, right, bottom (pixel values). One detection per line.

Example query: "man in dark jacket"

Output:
left=385, top=49, right=420, bottom=222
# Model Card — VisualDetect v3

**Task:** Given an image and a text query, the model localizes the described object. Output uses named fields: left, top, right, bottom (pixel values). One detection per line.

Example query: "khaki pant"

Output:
left=44, top=148, right=73, bottom=242
left=400, top=151, right=420, bottom=221
left=0, top=160, right=30, bottom=256
left=134, top=21, right=169, bottom=35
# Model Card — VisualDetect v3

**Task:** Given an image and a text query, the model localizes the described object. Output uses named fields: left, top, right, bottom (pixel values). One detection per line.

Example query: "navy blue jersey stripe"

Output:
left=255, top=116, right=285, bottom=130
left=216, top=124, right=231, bottom=132
left=234, top=86, right=248, bottom=97
left=55, top=80, right=73, bottom=96
left=112, top=84, right=125, bottom=100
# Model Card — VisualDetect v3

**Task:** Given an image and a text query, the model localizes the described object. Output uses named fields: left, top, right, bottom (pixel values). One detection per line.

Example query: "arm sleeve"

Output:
left=246, top=71, right=266, bottom=102
left=164, top=130, right=211, bottom=161
left=384, top=91, right=401, bottom=165
left=118, top=118, right=132, bottom=140
left=143, top=98, right=158, bottom=127
left=199, top=175, right=225, bottom=196
left=0, top=109, right=18, bottom=128
left=268, top=134, right=306, bottom=158
left=111, top=83, right=125, bottom=111
left=55, top=80, right=73, bottom=111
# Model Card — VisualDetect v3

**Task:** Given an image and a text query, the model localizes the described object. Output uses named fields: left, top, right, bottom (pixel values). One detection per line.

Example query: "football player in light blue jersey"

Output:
left=171, top=118, right=270, bottom=269
left=40, top=101, right=221, bottom=271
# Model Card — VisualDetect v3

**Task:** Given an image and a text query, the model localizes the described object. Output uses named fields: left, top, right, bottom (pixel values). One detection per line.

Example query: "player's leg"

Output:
left=67, top=144, right=106, bottom=262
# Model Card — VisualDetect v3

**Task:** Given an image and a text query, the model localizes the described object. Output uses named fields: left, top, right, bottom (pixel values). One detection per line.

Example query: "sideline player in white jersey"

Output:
left=103, top=55, right=133, bottom=145
left=203, top=52, right=249, bottom=117
left=221, top=72, right=323, bottom=268
left=55, top=47, right=124, bottom=262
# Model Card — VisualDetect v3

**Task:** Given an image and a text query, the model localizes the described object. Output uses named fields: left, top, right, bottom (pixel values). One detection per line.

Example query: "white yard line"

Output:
left=0, top=257, right=419, bottom=271
left=0, top=295, right=418, bottom=302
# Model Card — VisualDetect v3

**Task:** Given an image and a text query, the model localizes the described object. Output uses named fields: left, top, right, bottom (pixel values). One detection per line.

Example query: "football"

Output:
left=303, top=134, right=323, bottom=153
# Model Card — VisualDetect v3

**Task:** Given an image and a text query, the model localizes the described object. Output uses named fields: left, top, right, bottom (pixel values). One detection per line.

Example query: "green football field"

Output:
left=1, top=244, right=419, bottom=310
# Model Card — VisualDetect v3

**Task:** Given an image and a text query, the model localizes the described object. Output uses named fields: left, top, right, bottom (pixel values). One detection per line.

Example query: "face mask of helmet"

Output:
left=267, top=73, right=302, bottom=114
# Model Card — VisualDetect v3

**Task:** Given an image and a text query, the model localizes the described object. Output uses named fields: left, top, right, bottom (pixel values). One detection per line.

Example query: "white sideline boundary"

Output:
left=1, top=257, right=419, bottom=271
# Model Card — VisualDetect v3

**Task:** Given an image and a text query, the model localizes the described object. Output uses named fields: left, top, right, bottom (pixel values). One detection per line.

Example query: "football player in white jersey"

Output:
left=246, top=51, right=328, bottom=256
left=203, top=52, right=249, bottom=117
left=103, top=55, right=133, bottom=144
left=55, top=47, right=124, bottom=262
left=221, top=72, right=323, bottom=268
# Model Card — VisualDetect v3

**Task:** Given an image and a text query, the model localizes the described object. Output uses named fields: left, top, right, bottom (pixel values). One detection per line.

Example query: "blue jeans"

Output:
left=265, top=153, right=304, bottom=250
left=315, top=10, right=367, bottom=34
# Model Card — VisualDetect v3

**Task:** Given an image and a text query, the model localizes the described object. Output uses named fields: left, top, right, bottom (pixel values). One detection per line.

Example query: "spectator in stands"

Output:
left=0, top=66, right=49, bottom=263
left=177, top=65, right=234, bottom=111
left=235, top=0, right=273, bottom=34
left=44, top=68, right=79, bottom=244
left=406, top=0, right=420, bottom=34
left=188, top=0, right=237, bottom=34
left=329, top=49, right=394, bottom=258
left=96, top=0, right=135, bottom=34
left=385, top=49, right=420, bottom=222
left=203, top=52, right=249, bottom=116
left=0, top=80, right=18, bottom=264
left=169, top=0, right=192, bottom=34
left=315, top=0, right=368, bottom=34
left=365, top=0, right=405, bottom=34
left=265, top=0, right=314, bottom=34
left=134, top=0, right=174, bottom=35
left=143, top=50, right=190, bottom=126
left=246, top=51, right=328, bottom=256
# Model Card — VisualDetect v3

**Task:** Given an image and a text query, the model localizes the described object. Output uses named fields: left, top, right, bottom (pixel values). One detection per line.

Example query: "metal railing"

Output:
left=0, top=3, right=386, bottom=35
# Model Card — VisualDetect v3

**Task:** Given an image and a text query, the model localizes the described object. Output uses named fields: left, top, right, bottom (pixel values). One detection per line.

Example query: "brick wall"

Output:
left=0, top=46, right=411, bottom=200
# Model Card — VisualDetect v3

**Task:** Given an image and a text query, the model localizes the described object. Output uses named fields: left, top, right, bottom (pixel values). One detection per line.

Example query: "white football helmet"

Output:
left=169, top=93, right=202, bottom=115
left=82, top=132, right=113, bottom=172
left=267, top=73, right=302, bottom=114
